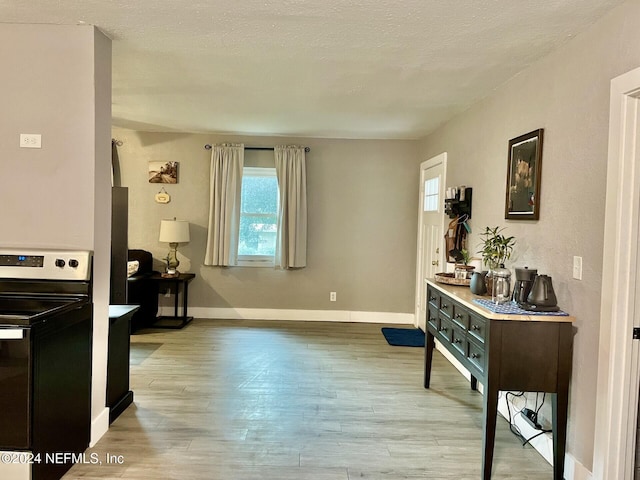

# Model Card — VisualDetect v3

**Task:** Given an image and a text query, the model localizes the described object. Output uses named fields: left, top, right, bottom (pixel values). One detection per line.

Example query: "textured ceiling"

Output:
left=1, top=0, right=625, bottom=139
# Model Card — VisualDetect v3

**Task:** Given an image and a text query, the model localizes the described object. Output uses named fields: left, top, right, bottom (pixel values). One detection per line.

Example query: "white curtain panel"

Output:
left=204, top=143, right=244, bottom=266
left=274, top=145, right=307, bottom=269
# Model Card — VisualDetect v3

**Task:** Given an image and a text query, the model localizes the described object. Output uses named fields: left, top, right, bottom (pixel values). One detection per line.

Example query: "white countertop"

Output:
left=425, top=278, right=575, bottom=323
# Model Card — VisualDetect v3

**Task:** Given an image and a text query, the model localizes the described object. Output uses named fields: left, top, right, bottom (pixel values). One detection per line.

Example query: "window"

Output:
left=423, top=176, right=440, bottom=212
left=238, top=167, right=279, bottom=266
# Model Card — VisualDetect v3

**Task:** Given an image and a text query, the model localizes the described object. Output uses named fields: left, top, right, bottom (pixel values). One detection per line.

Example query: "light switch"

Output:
left=573, top=256, right=583, bottom=280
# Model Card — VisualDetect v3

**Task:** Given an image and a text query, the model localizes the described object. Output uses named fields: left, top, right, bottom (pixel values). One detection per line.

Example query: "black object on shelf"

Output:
left=444, top=187, right=473, bottom=219
left=127, top=250, right=159, bottom=332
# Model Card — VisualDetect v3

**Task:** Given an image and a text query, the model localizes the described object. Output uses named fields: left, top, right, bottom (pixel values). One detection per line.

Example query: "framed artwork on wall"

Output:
left=505, top=128, right=544, bottom=220
left=149, top=161, right=178, bottom=184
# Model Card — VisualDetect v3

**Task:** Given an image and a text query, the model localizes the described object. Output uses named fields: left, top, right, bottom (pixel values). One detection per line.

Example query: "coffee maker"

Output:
left=513, top=267, right=537, bottom=306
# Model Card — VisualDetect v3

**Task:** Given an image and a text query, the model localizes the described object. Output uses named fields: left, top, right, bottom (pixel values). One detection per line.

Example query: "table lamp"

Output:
left=159, top=218, right=190, bottom=277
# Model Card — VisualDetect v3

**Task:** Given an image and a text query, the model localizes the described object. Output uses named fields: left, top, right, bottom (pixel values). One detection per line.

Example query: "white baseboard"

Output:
left=0, top=454, right=29, bottom=480
left=496, top=395, right=553, bottom=464
left=90, top=407, right=110, bottom=448
left=161, top=306, right=414, bottom=324
left=434, top=341, right=591, bottom=480
left=564, top=455, right=593, bottom=480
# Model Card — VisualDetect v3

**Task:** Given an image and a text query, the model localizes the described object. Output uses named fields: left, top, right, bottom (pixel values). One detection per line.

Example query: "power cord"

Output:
left=535, top=393, right=546, bottom=418
left=505, top=391, right=526, bottom=443
left=522, top=428, right=553, bottom=448
left=506, top=391, right=551, bottom=448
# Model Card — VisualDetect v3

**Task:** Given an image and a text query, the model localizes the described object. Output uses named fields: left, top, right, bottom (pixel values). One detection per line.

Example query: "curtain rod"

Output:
left=204, top=144, right=310, bottom=153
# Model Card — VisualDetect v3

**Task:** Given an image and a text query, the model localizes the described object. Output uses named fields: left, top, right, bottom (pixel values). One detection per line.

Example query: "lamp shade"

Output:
left=159, top=219, right=190, bottom=243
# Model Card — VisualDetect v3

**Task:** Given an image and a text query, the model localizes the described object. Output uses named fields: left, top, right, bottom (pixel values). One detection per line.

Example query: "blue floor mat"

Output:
left=381, top=327, right=425, bottom=347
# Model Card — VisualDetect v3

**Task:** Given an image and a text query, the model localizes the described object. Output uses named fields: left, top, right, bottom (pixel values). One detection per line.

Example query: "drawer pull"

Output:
left=471, top=353, right=480, bottom=359
left=441, top=303, right=449, bottom=310
left=453, top=338, right=462, bottom=344
left=471, top=325, right=481, bottom=331
left=440, top=327, right=448, bottom=332
left=455, top=313, right=463, bottom=319
left=429, top=296, right=437, bottom=302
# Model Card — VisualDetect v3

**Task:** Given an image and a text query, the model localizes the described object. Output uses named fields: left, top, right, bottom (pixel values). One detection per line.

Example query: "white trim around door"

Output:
left=593, top=65, right=640, bottom=480
left=414, top=153, right=447, bottom=328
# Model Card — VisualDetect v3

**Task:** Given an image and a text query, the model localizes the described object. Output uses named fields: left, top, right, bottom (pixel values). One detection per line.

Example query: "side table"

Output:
left=148, top=272, right=196, bottom=329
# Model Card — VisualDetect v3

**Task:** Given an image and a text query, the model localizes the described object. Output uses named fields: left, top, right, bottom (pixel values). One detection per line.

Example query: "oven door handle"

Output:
left=0, top=328, right=25, bottom=339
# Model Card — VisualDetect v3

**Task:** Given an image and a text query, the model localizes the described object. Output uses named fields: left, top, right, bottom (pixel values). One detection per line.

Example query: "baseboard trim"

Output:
left=496, top=396, right=553, bottom=464
left=159, top=307, right=414, bottom=324
left=564, top=455, right=593, bottom=480
left=90, top=407, right=110, bottom=448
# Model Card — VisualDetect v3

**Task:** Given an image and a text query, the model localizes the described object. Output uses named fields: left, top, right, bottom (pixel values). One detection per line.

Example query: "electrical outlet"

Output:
left=330, top=291, right=337, bottom=302
left=20, top=133, right=42, bottom=148
left=573, top=256, right=583, bottom=280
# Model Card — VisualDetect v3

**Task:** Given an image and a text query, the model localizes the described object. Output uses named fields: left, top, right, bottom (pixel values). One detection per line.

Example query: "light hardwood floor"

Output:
left=65, top=319, right=552, bottom=479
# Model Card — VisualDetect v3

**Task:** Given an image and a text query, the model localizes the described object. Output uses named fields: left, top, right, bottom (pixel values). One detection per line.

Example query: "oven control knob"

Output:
left=69, top=259, right=79, bottom=268
left=55, top=259, right=65, bottom=268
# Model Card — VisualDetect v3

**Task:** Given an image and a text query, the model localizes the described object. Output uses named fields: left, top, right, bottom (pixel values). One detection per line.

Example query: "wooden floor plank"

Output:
left=64, top=319, right=552, bottom=479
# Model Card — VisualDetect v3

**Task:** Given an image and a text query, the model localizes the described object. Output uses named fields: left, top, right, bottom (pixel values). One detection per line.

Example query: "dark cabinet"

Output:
left=32, top=305, right=92, bottom=480
left=423, top=280, right=574, bottom=480
left=110, top=186, right=128, bottom=305
left=107, top=305, right=138, bottom=423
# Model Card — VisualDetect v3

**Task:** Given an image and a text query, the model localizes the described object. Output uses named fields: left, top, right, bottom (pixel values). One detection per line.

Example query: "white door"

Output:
left=415, top=153, right=447, bottom=330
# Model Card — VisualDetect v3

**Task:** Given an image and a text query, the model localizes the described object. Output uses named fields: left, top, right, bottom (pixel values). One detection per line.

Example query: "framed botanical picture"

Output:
left=149, top=161, right=178, bottom=184
left=505, top=129, right=544, bottom=220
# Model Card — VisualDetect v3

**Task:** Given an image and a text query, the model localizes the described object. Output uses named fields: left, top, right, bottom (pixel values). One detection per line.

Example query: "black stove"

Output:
left=0, top=249, right=93, bottom=480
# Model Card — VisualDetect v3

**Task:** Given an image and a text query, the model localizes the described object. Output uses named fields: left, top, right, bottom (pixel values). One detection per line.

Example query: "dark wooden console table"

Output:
left=423, top=279, right=574, bottom=480
left=147, top=272, right=195, bottom=329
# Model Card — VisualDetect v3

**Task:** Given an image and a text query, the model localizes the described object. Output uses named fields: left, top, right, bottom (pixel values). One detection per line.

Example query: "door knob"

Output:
left=432, top=260, right=439, bottom=266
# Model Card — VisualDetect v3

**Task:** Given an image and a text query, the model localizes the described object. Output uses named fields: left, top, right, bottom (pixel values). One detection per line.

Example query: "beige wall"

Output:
left=418, top=0, right=640, bottom=470
left=113, top=128, right=420, bottom=315
left=1, top=25, right=98, bottom=248
left=0, top=25, right=112, bottom=439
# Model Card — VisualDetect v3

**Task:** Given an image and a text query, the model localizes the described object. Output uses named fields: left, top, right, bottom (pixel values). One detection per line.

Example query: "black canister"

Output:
left=470, top=271, right=488, bottom=295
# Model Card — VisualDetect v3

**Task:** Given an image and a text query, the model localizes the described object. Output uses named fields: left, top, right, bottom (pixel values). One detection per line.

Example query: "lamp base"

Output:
left=164, top=243, right=180, bottom=277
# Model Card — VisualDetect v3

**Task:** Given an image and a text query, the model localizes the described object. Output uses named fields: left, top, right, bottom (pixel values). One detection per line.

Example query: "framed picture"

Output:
left=148, top=161, right=178, bottom=184
left=505, top=129, right=544, bottom=220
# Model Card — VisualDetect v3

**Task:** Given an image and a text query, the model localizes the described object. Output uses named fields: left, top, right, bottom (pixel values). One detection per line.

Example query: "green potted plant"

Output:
left=478, top=226, right=516, bottom=294
left=478, top=226, right=516, bottom=269
left=454, top=249, right=475, bottom=280
left=460, top=248, right=471, bottom=266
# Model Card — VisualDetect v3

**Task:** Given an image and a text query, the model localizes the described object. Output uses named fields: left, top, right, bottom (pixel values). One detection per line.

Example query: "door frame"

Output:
left=414, top=152, right=447, bottom=328
left=593, top=66, right=640, bottom=479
